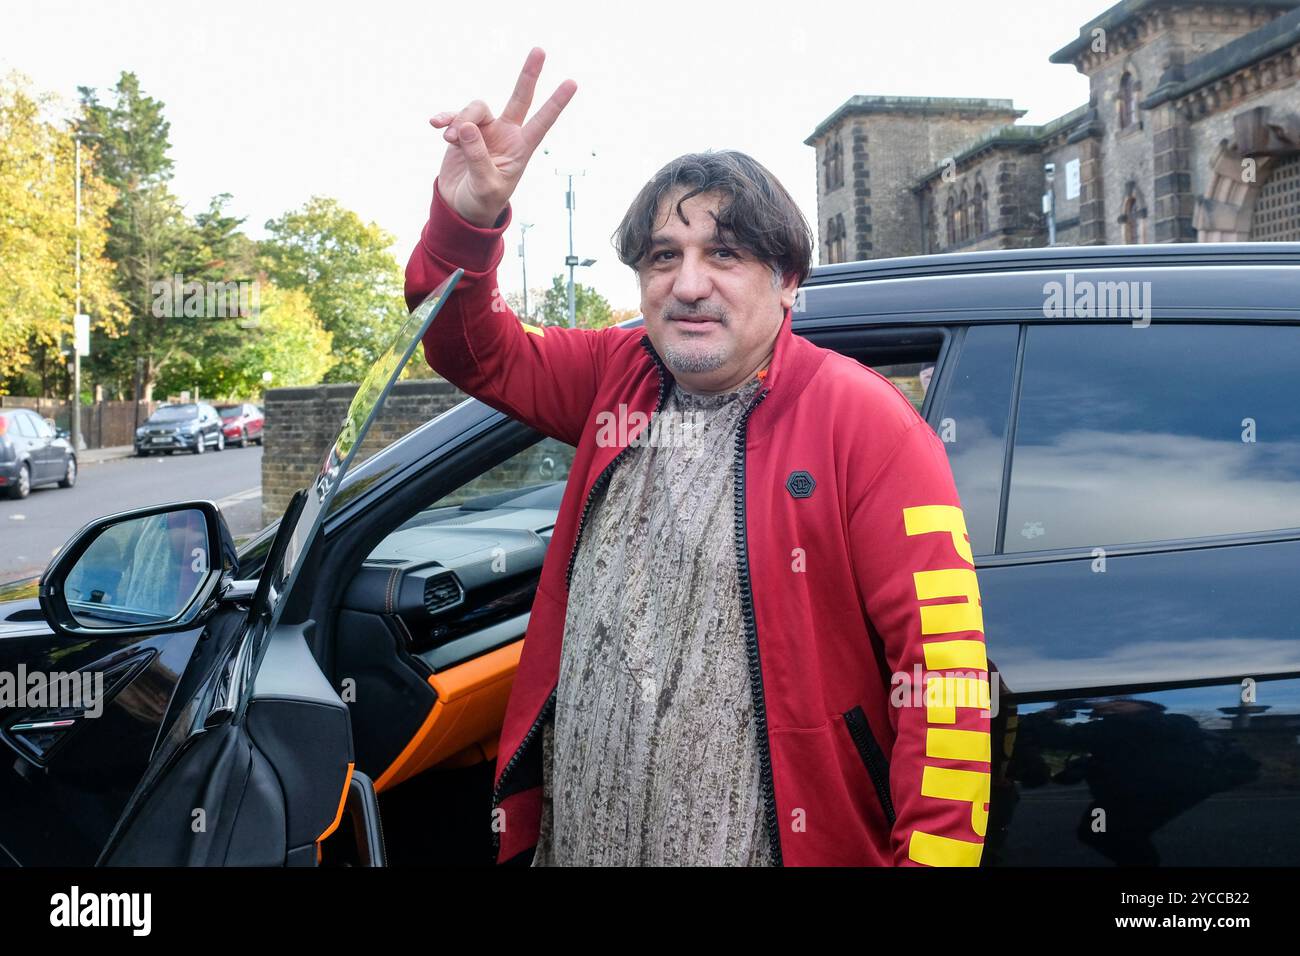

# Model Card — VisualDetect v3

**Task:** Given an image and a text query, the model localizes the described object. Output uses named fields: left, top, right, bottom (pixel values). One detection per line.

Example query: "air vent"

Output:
left=423, top=573, right=463, bottom=616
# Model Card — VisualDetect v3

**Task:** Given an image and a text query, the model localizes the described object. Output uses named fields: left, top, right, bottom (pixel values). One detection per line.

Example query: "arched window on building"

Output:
left=1118, top=71, right=1137, bottom=129
left=826, top=213, right=848, bottom=264
left=973, top=178, right=988, bottom=236
left=945, top=194, right=956, bottom=247
left=824, top=137, right=844, bottom=192
left=957, top=187, right=969, bottom=241
left=1119, top=184, right=1148, bottom=244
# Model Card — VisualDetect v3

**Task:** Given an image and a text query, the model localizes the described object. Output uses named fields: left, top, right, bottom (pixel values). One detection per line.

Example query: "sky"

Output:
left=3, top=0, right=1097, bottom=314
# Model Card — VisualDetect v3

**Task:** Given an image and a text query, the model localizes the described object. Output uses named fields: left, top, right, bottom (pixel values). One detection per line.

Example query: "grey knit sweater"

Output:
left=531, top=374, right=771, bottom=866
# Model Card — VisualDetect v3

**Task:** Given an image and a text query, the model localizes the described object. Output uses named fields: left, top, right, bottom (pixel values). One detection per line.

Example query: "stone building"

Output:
left=805, top=0, right=1300, bottom=261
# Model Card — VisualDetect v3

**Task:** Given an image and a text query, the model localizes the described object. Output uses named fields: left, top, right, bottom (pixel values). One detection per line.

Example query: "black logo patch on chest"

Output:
left=786, top=470, right=816, bottom=499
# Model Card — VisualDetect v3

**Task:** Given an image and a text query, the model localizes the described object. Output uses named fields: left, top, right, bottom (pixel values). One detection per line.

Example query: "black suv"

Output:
left=1, top=244, right=1298, bottom=867
left=134, top=403, right=226, bottom=456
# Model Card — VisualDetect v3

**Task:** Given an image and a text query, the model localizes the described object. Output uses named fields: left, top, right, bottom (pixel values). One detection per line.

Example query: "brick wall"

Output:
left=260, top=379, right=469, bottom=525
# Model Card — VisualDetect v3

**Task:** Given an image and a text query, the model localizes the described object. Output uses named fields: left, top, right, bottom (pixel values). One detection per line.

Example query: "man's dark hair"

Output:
left=612, top=149, right=813, bottom=289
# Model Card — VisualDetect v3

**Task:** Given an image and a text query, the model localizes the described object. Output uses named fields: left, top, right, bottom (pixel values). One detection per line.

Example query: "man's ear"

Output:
left=779, top=270, right=800, bottom=311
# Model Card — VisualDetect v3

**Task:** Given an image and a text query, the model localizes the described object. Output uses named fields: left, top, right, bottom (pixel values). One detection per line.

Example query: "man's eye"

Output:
left=715, top=248, right=736, bottom=258
left=652, top=251, right=674, bottom=262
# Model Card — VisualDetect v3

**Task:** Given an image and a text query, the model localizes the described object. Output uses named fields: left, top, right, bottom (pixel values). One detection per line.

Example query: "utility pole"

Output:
left=518, top=222, right=534, bottom=321
left=72, top=135, right=82, bottom=453
left=564, top=172, right=581, bottom=327
left=545, top=148, right=597, bottom=328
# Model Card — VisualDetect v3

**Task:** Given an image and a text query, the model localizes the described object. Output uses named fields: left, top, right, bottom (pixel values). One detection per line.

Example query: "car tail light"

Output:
left=0, top=416, right=7, bottom=436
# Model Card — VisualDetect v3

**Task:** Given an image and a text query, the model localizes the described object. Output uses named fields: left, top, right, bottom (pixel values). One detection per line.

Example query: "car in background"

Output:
left=0, top=408, right=77, bottom=499
left=133, top=403, right=225, bottom=456
left=216, top=403, right=265, bottom=448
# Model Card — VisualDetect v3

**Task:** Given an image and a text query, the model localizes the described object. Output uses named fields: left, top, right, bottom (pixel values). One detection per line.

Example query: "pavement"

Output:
left=77, top=445, right=135, bottom=464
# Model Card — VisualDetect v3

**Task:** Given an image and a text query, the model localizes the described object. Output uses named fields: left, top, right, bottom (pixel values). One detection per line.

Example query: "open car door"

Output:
left=73, top=271, right=463, bottom=866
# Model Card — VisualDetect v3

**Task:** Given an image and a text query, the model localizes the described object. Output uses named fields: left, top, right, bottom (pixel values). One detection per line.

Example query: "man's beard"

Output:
left=660, top=305, right=730, bottom=373
left=662, top=339, right=728, bottom=374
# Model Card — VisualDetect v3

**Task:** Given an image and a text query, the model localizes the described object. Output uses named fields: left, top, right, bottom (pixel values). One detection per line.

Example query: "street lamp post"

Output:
left=73, top=135, right=82, bottom=453
left=545, top=148, right=597, bottom=328
left=518, top=222, right=534, bottom=322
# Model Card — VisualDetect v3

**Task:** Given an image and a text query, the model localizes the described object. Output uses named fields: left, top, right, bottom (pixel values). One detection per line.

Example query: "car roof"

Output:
left=795, top=241, right=1300, bottom=326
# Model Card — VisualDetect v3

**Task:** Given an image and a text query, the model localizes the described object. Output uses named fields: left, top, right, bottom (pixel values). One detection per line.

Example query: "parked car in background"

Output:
left=0, top=408, right=77, bottom=499
left=216, top=403, right=265, bottom=448
left=133, top=403, right=225, bottom=456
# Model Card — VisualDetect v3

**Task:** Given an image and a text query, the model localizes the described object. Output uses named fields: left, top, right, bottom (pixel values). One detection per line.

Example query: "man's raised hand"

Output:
left=429, top=47, right=577, bottom=228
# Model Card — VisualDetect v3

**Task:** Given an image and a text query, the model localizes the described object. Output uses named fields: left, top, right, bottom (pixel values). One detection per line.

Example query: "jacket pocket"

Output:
left=843, top=705, right=896, bottom=827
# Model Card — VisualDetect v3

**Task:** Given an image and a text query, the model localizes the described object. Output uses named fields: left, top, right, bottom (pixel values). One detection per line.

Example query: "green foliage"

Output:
left=0, top=71, right=124, bottom=394
left=77, top=71, right=193, bottom=399
left=155, top=285, right=334, bottom=400
left=261, top=197, right=406, bottom=384
left=539, top=274, right=615, bottom=330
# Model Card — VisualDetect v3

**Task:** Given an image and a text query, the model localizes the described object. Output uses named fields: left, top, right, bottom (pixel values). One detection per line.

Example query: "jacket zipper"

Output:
left=489, top=685, right=556, bottom=862
left=733, top=384, right=782, bottom=865
left=491, top=336, right=671, bottom=862
left=843, top=705, right=897, bottom=826
left=565, top=337, right=671, bottom=591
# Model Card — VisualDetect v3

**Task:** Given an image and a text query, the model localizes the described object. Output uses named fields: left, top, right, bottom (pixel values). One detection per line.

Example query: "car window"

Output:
left=935, top=324, right=1019, bottom=556
left=866, top=360, right=933, bottom=413
left=13, top=413, right=38, bottom=438
left=366, top=435, right=577, bottom=559
left=1004, top=323, right=1300, bottom=552
left=151, top=404, right=198, bottom=421
left=35, top=418, right=55, bottom=438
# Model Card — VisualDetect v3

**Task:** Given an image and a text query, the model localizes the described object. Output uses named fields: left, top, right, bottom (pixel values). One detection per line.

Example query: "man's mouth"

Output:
left=668, top=314, right=721, bottom=325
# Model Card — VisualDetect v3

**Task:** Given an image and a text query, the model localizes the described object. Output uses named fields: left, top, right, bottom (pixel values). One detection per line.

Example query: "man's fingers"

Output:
left=443, top=100, right=495, bottom=143
left=456, top=121, right=497, bottom=183
left=500, top=46, right=544, bottom=126
left=521, top=79, right=577, bottom=152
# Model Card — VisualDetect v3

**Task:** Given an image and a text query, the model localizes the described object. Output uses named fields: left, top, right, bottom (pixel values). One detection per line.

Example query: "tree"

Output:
left=0, top=72, right=124, bottom=395
left=539, top=274, right=615, bottom=330
left=261, top=197, right=406, bottom=384
left=155, top=285, right=334, bottom=400
left=503, top=287, right=547, bottom=325
left=77, top=71, right=191, bottom=401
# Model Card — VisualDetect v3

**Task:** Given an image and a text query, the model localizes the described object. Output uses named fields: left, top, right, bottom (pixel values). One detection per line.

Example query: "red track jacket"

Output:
left=405, top=178, right=992, bottom=866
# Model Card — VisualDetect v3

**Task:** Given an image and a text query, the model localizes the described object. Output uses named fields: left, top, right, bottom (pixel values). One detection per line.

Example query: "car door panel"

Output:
left=100, top=619, right=354, bottom=865
left=0, top=620, right=217, bottom=865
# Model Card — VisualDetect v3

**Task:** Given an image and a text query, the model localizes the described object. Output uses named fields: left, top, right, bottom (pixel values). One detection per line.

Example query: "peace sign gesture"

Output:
left=429, top=47, right=578, bottom=228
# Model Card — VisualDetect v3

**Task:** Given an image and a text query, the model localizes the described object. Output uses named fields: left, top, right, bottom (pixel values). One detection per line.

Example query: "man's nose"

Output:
left=671, top=251, right=713, bottom=303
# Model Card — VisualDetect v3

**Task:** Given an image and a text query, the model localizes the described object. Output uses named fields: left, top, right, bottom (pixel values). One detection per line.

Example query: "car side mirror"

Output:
left=55, top=428, right=70, bottom=440
left=39, top=500, right=237, bottom=638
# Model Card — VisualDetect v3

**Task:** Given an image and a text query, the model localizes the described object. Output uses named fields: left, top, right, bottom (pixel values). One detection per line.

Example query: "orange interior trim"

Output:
left=373, top=640, right=522, bottom=793
left=317, top=761, right=355, bottom=844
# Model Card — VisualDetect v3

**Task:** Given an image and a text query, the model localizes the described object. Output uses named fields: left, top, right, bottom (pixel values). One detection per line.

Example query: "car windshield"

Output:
left=217, top=407, right=242, bottom=419
left=149, top=404, right=198, bottom=422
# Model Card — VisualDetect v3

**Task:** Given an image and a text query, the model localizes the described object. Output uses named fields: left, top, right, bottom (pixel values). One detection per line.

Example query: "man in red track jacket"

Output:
left=406, top=48, right=991, bottom=866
